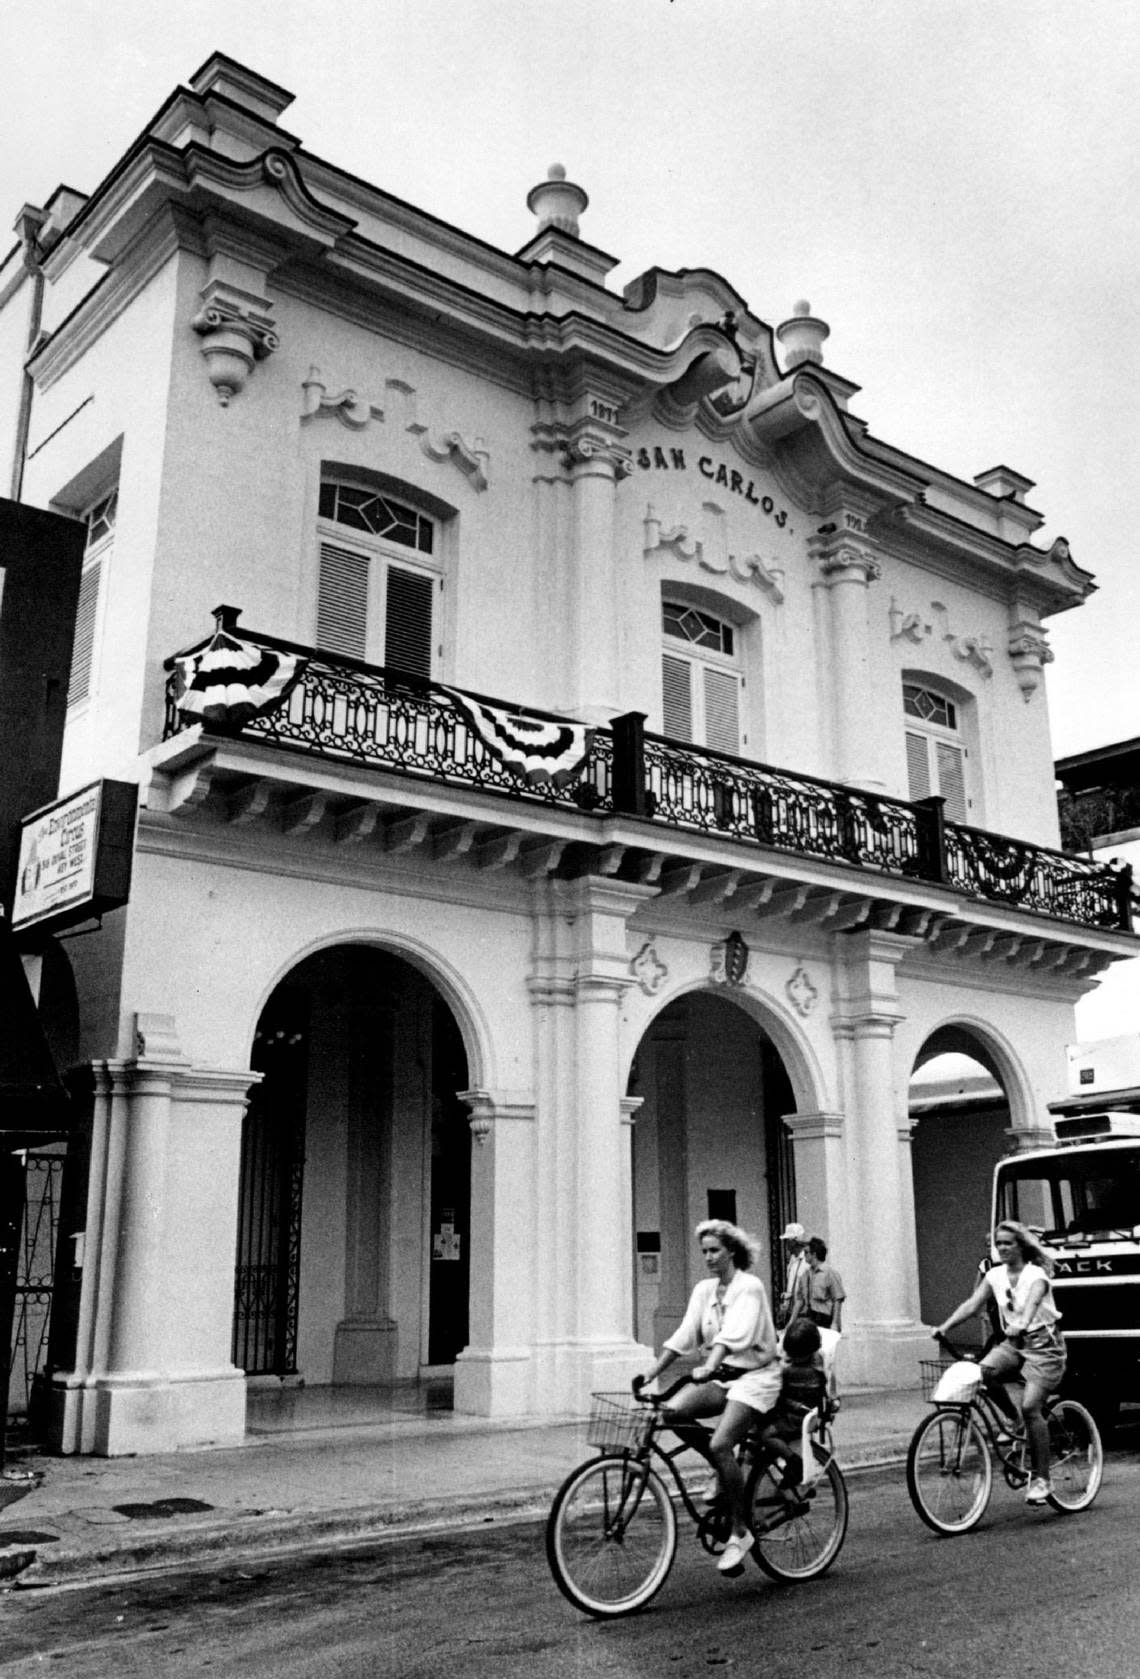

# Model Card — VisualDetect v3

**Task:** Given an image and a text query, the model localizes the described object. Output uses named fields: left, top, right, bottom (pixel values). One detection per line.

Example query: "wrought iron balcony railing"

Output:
left=163, top=619, right=1133, bottom=934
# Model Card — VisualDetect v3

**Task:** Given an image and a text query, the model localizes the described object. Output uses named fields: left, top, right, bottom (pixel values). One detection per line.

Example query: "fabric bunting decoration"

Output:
left=442, top=687, right=594, bottom=788
left=173, top=630, right=307, bottom=726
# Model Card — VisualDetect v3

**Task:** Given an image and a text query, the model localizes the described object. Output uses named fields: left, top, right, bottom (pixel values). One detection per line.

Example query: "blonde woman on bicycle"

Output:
left=639, top=1219, right=781, bottom=1574
left=935, top=1219, right=1065, bottom=1505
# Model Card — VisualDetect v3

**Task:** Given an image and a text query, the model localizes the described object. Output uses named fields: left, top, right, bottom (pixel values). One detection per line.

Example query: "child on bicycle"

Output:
left=757, top=1318, right=828, bottom=1498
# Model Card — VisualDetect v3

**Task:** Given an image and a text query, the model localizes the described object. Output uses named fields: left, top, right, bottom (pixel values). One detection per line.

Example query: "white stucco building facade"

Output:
left=2, top=55, right=1134, bottom=1455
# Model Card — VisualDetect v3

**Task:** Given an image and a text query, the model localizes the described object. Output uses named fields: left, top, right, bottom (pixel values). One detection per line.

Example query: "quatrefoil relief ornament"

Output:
left=786, top=964, right=818, bottom=1017
left=630, top=941, right=668, bottom=995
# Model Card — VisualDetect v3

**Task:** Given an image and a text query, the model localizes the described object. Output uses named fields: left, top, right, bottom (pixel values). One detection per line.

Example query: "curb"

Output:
left=4, top=1435, right=915, bottom=1591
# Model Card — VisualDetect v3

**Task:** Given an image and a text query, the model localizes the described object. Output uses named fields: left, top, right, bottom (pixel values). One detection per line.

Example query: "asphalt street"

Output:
left=2, top=1455, right=1138, bottom=1678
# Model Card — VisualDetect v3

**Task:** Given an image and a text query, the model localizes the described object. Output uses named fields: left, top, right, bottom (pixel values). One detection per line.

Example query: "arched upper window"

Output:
left=662, top=598, right=742, bottom=755
left=316, top=480, right=440, bottom=677
left=68, top=487, right=117, bottom=707
left=903, top=681, right=969, bottom=821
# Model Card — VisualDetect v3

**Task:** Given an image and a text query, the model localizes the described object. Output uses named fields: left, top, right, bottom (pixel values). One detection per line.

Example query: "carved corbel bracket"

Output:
left=191, top=285, right=278, bottom=406
left=1008, top=625, right=1054, bottom=701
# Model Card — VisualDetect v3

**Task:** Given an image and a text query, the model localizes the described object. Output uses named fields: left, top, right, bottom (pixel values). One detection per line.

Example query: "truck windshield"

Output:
left=996, top=1147, right=1140, bottom=1240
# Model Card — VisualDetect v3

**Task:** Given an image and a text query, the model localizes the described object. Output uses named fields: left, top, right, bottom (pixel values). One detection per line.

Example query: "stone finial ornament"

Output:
left=526, top=163, right=588, bottom=237
left=776, top=299, right=830, bottom=369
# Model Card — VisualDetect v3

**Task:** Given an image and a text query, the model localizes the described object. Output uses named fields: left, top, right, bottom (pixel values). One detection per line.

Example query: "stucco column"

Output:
left=452, top=1091, right=536, bottom=1417
left=565, top=434, right=631, bottom=722
left=50, top=1015, right=257, bottom=1455
left=811, top=528, right=884, bottom=790
left=525, top=875, right=658, bottom=1412
left=783, top=1110, right=847, bottom=1265
left=832, top=930, right=927, bottom=1386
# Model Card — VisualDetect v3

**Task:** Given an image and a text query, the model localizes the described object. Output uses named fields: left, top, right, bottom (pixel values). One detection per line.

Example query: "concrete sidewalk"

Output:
left=0, top=1384, right=928, bottom=1591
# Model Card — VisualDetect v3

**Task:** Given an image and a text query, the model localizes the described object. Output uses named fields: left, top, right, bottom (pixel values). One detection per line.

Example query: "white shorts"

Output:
left=720, top=1365, right=783, bottom=1415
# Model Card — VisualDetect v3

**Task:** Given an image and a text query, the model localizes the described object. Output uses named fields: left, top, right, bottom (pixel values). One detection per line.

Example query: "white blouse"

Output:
left=663, top=1271, right=777, bottom=1368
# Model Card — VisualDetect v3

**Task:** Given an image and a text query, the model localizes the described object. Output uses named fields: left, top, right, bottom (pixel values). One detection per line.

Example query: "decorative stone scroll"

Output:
left=301, top=368, right=490, bottom=489
left=644, top=506, right=784, bottom=601
left=888, top=597, right=994, bottom=678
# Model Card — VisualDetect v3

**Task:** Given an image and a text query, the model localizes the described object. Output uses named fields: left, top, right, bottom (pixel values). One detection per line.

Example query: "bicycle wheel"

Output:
left=1045, top=1399, right=1103, bottom=1513
left=546, top=1455, right=677, bottom=1617
left=906, top=1408, right=993, bottom=1535
left=748, top=1457, right=848, bottom=1581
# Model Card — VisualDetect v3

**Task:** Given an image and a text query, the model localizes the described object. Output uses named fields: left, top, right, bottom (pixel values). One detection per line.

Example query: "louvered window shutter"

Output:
left=67, top=562, right=101, bottom=705
left=317, top=542, right=370, bottom=660
left=703, top=667, right=741, bottom=755
left=905, top=731, right=931, bottom=801
left=385, top=566, right=434, bottom=677
left=936, top=741, right=968, bottom=822
left=662, top=653, right=694, bottom=740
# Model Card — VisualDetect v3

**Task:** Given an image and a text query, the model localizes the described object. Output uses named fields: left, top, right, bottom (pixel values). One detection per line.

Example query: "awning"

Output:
left=0, top=920, right=72, bottom=1145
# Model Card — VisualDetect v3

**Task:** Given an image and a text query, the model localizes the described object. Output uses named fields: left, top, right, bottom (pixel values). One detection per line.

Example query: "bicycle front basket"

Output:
left=929, top=1360, right=982, bottom=1404
left=919, top=1359, right=952, bottom=1401
left=587, top=1392, right=648, bottom=1451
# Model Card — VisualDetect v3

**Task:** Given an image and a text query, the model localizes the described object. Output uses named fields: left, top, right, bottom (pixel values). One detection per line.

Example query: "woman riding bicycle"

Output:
left=639, top=1219, right=781, bottom=1574
left=935, top=1219, right=1065, bottom=1505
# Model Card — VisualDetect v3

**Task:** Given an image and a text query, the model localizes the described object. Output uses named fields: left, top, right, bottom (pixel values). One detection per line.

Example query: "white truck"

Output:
left=990, top=1035, right=1140, bottom=1430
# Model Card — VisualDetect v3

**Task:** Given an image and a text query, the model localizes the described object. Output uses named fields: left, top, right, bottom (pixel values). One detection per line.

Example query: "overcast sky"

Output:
left=4, top=0, right=1137, bottom=762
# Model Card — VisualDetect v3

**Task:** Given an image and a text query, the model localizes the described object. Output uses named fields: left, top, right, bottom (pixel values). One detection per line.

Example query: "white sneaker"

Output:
left=717, top=1531, right=755, bottom=1573
left=1025, top=1477, right=1053, bottom=1505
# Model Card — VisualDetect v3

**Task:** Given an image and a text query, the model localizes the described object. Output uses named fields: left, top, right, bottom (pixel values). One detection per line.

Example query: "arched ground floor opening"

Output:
left=629, top=988, right=797, bottom=1348
left=237, top=944, right=471, bottom=1422
left=909, top=1028, right=1013, bottom=1344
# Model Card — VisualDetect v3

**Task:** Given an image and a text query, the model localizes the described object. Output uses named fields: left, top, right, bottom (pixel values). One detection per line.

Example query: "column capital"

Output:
left=842, top=927, right=924, bottom=969
left=830, top=1010, right=904, bottom=1042
left=563, top=432, right=633, bottom=480
left=809, top=529, right=882, bottom=584
left=459, top=1088, right=536, bottom=1147
left=782, top=1109, right=844, bottom=1141
left=620, top=1096, right=644, bottom=1126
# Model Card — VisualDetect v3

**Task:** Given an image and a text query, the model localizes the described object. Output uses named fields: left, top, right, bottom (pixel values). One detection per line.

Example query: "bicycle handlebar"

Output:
left=631, top=1373, right=707, bottom=1405
left=932, top=1330, right=976, bottom=1362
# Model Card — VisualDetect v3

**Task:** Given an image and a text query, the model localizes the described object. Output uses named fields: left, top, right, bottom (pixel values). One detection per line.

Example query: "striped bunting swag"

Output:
left=173, top=630, right=307, bottom=726
left=442, top=688, right=594, bottom=789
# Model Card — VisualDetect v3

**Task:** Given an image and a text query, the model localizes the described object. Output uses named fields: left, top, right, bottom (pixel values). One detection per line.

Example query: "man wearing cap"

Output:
left=779, top=1222, right=811, bottom=1328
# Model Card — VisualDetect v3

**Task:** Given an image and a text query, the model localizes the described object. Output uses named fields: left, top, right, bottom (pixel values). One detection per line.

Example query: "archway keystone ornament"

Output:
left=710, top=930, right=750, bottom=986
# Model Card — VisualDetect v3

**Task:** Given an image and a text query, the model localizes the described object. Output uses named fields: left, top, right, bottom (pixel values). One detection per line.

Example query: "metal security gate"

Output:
left=8, top=1150, right=64, bottom=1419
left=763, top=1044, right=798, bottom=1295
left=232, top=994, right=309, bottom=1376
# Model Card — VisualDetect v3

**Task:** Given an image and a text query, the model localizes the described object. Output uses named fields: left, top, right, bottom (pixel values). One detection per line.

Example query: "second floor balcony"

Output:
left=153, top=611, right=1135, bottom=961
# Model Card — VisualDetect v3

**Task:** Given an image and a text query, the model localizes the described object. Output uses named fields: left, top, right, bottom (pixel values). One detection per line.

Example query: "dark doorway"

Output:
left=427, top=998, right=471, bottom=1365
left=232, top=987, right=310, bottom=1376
